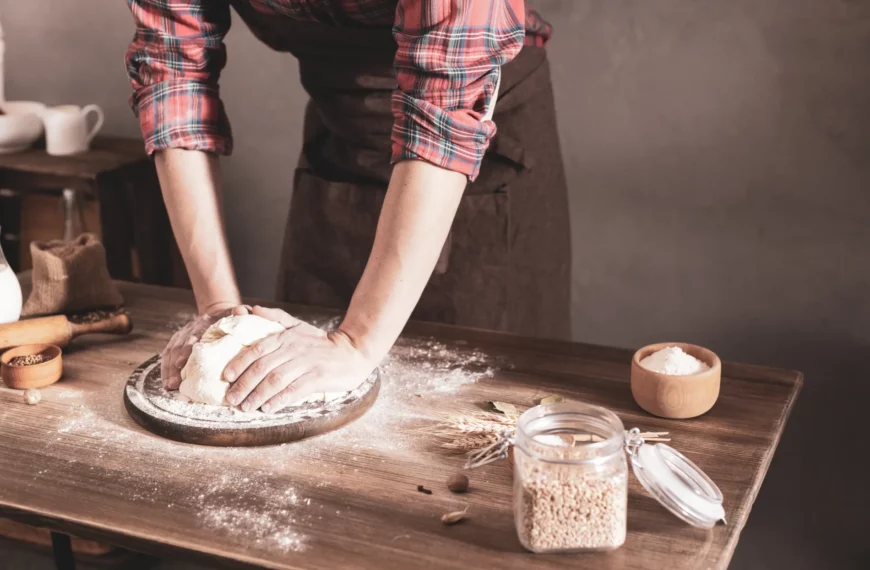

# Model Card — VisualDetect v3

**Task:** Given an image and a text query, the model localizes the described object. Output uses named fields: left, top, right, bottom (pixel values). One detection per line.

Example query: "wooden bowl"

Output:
left=630, top=342, right=721, bottom=419
left=1, top=344, right=63, bottom=389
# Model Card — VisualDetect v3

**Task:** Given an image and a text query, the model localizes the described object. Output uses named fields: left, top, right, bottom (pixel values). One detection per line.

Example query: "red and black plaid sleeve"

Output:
left=391, top=1, right=528, bottom=180
left=125, top=0, right=233, bottom=156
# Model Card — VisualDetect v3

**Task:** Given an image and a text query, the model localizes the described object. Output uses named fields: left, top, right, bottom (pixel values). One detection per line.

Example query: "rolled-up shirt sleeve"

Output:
left=125, top=0, right=233, bottom=155
left=391, top=1, right=526, bottom=181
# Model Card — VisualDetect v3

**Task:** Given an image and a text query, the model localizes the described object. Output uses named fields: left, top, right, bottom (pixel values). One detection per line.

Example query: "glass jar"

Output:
left=467, top=402, right=727, bottom=554
left=61, top=189, right=85, bottom=241
left=512, top=402, right=628, bottom=553
left=0, top=225, right=23, bottom=324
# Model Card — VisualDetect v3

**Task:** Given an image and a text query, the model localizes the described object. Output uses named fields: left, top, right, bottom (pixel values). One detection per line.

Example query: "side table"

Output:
left=0, top=136, right=187, bottom=288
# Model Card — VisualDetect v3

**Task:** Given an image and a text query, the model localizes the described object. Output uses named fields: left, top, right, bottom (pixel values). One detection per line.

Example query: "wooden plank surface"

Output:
left=0, top=136, right=147, bottom=181
left=0, top=281, right=801, bottom=570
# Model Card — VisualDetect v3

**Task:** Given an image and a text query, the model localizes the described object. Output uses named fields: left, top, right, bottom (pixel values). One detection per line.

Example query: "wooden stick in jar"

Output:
left=571, top=431, right=671, bottom=444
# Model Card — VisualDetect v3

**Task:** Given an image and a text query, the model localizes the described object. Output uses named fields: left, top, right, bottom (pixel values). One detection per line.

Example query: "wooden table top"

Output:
left=0, top=136, right=147, bottom=179
left=0, top=281, right=801, bottom=570
left=0, top=136, right=149, bottom=194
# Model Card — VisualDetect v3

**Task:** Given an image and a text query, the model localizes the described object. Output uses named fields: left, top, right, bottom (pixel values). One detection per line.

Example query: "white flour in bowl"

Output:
left=639, top=346, right=709, bottom=375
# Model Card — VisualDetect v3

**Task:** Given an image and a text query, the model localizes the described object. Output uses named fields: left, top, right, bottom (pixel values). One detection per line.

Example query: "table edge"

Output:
left=0, top=503, right=274, bottom=570
left=716, top=371, right=803, bottom=568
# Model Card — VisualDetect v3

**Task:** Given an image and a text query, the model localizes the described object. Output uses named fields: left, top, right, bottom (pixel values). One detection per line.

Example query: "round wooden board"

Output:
left=123, top=355, right=380, bottom=447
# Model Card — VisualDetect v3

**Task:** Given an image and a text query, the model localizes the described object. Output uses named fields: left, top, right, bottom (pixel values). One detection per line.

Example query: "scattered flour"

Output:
left=196, top=473, right=307, bottom=553
left=639, top=346, right=710, bottom=375
left=40, top=332, right=500, bottom=556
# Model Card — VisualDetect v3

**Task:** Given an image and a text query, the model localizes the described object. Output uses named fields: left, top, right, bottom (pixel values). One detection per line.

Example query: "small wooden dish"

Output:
left=630, top=342, right=721, bottom=419
left=1, top=344, right=63, bottom=389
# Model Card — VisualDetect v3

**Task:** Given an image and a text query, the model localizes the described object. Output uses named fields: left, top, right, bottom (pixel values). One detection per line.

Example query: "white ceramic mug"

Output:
left=43, top=104, right=104, bottom=156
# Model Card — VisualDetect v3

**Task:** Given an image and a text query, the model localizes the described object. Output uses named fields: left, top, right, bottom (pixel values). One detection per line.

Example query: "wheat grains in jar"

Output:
left=466, top=401, right=727, bottom=555
left=513, top=402, right=628, bottom=553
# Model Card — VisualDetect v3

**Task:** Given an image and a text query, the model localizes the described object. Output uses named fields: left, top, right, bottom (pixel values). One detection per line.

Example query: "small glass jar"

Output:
left=512, top=402, right=628, bottom=553
left=467, top=402, right=727, bottom=554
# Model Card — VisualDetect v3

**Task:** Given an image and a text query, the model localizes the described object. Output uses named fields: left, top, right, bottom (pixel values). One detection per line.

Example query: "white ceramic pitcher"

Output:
left=43, top=104, right=104, bottom=155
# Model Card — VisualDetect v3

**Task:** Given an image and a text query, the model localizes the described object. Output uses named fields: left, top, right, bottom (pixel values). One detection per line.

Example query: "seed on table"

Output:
left=441, top=508, right=468, bottom=525
left=446, top=473, right=469, bottom=493
left=23, top=389, right=42, bottom=405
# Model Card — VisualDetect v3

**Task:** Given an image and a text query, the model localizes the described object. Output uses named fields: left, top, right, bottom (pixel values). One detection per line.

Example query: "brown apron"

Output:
left=232, top=3, right=571, bottom=339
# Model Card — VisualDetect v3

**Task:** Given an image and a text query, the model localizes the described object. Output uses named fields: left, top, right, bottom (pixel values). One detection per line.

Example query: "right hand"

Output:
left=161, top=303, right=249, bottom=389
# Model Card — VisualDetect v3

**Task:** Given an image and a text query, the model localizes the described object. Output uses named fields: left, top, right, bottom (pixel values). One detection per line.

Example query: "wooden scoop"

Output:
left=0, top=312, right=133, bottom=351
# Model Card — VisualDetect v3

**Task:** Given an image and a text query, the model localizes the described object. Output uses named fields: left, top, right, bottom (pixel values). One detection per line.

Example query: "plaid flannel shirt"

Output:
left=125, top=1, right=551, bottom=180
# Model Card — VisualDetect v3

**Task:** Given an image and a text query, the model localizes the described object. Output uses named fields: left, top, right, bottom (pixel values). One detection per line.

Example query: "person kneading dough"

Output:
left=126, top=1, right=571, bottom=413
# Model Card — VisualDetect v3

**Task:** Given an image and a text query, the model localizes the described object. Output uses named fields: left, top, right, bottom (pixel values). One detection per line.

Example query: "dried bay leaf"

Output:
left=488, top=401, right=518, bottom=416
left=441, top=508, right=468, bottom=525
left=539, top=395, right=564, bottom=405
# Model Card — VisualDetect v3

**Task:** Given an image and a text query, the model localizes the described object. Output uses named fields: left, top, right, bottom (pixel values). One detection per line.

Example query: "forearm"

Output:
left=339, top=160, right=466, bottom=363
left=154, top=149, right=241, bottom=314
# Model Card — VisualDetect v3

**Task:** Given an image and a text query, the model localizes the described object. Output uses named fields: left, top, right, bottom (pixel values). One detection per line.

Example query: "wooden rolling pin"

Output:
left=0, top=313, right=133, bottom=351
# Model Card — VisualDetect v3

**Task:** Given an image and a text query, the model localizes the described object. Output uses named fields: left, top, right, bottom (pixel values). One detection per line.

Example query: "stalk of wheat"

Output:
left=425, top=411, right=517, bottom=453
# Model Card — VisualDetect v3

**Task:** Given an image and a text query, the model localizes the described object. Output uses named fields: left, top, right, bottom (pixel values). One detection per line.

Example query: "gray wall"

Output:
left=2, top=1, right=868, bottom=568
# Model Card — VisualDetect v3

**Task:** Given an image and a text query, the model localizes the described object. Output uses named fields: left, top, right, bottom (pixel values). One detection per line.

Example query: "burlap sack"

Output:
left=22, top=233, right=124, bottom=317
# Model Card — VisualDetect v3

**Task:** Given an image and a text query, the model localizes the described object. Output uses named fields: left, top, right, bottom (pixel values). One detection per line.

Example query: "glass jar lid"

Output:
left=627, top=434, right=726, bottom=529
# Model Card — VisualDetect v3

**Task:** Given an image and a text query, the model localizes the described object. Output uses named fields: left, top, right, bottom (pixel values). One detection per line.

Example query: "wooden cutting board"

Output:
left=123, top=355, right=380, bottom=447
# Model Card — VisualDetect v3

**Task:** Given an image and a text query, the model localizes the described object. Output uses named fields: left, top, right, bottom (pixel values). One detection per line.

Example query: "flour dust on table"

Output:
left=50, top=330, right=500, bottom=554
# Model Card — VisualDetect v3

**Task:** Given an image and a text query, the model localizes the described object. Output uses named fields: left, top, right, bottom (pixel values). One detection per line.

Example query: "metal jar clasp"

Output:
left=464, top=429, right=514, bottom=469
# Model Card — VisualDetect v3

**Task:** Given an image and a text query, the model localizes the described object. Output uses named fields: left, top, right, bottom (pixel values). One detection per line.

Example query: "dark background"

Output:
left=2, top=0, right=869, bottom=568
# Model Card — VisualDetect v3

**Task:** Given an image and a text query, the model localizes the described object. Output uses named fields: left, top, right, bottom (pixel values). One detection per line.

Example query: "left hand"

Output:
left=223, top=306, right=375, bottom=413
left=161, top=303, right=249, bottom=390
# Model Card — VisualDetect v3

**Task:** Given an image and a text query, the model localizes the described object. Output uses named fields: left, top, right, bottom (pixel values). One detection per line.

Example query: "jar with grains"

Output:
left=513, top=402, right=628, bottom=553
left=466, top=402, right=728, bottom=554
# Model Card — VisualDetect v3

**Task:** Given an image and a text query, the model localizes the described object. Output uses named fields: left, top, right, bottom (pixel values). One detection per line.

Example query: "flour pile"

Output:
left=639, top=346, right=710, bottom=375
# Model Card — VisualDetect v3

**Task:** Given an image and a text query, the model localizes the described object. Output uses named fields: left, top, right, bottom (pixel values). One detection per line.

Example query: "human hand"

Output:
left=223, top=306, right=375, bottom=413
left=161, top=303, right=250, bottom=389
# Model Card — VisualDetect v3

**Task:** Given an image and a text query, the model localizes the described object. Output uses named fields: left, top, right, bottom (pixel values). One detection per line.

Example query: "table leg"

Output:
left=95, top=170, right=135, bottom=281
left=50, top=532, right=76, bottom=570
left=126, top=164, right=176, bottom=287
left=129, top=164, right=190, bottom=288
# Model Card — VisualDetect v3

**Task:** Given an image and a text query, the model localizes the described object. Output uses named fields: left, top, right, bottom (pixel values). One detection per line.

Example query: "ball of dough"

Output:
left=179, top=314, right=284, bottom=406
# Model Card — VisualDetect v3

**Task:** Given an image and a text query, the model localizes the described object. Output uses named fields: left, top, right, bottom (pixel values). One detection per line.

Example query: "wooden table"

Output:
left=0, top=281, right=801, bottom=570
left=0, top=136, right=185, bottom=287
